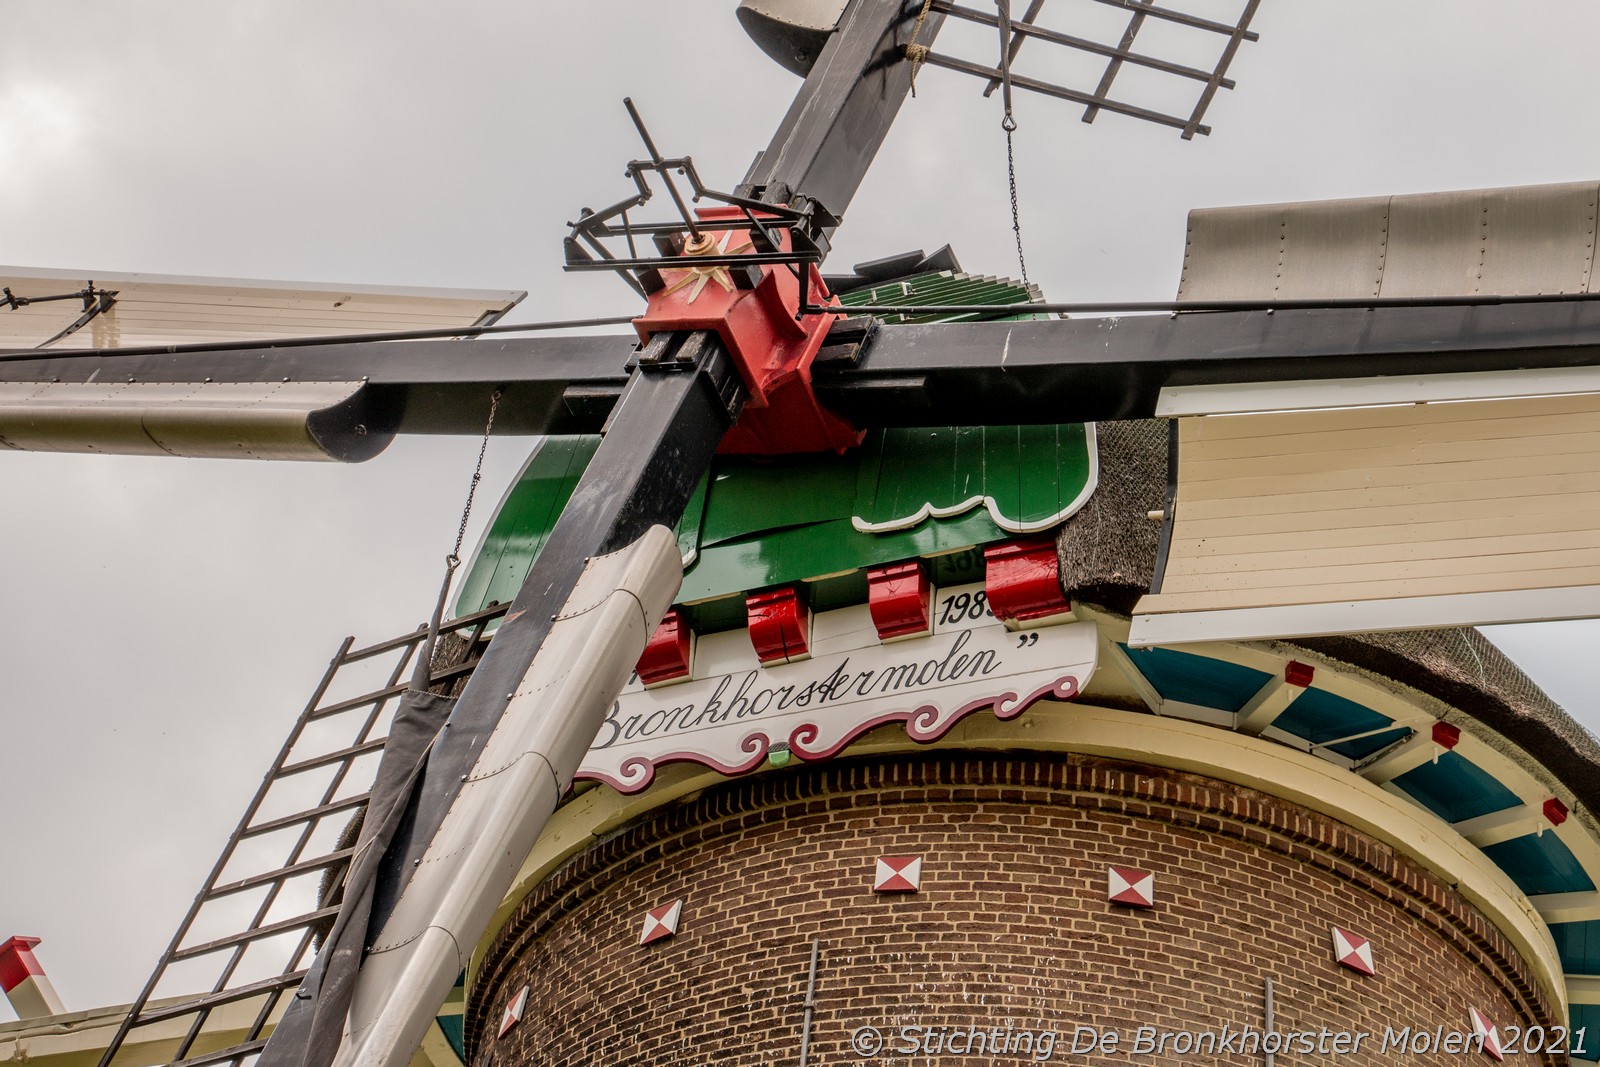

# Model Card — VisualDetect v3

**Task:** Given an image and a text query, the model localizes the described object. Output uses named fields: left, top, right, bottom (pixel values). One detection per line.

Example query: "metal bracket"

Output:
left=564, top=100, right=830, bottom=304
left=2, top=283, right=120, bottom=348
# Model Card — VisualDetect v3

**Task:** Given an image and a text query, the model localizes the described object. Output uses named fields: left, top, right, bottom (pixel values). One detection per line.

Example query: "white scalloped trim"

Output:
left=850, top=423, right=1100, bottom=535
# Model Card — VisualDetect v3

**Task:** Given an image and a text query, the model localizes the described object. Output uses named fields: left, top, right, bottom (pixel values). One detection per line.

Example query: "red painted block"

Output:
left=747, top=586, right=810, bottom=664
left=639, top=900, right=683, bottom=946
left=498, top=986, right=529, bottom=1038
left=874, top=856, right=923, bottom=893
left=637, top=608, right=693, bottom=687
left=868, top=562, right=931, bottom=641
left=984, top=537, right=1071, bottom=624
left=1107, top=866, right=1154, bottom=908
left=1545, top=797, right=1570, bottom=826
left=1469, top=1008, right=1504, bottom=1061
left=1285, top=661, right=1315, bottom=688
left=1331, top=926, right=1376, bottom=975
left=1432, top=722, right=1461, bottom=749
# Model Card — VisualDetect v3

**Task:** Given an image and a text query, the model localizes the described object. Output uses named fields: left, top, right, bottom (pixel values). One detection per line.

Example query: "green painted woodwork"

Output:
left=436, top=1016, right=465, bottom=1062
left=456, top=423, right=1092, bottom=620
left=1324, top=726, right=1410, bottom=761
left=852, top=425, right=1093, bottom=532
left=1481, top=832, right=1596, bottom=896
left=454, top=435, right=600, bottom=618
left=455, top=267, right=1083, bottom=617
left=836, top=270, right=1047, bottom=324
left=1552, top=920, right=1600, bottom=975
left=1273, top=688, right=1396, bottom=749
left=1118, top=644, right=1273, bottom=713
left=1570, top=1004, right=1600, bottom=1061
left=1392, top=752, right=1522, bottom=824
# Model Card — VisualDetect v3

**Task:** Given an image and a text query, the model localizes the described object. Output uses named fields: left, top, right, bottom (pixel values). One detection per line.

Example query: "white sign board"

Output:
left=578, top=584, right=1099, bottom=792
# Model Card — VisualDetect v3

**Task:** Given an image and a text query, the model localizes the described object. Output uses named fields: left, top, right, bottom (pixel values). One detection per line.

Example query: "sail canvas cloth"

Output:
left=1133, top=180, right=1600, bottom=645
left=258, top=553, right=464, bottom=1067
left=256, top=686, right=456, bottom=1067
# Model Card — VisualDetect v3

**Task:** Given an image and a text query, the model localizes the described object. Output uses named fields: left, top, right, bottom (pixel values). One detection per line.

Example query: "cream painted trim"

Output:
left=0, top=993, right=283, bottom=1067
left=1156, top=368, right=1600, bottom=418
left=1130, top=586, right=1600, bottom=648
left=1455, top=805, right=1546, bottom=849
left=1236, top=672, right=1298, bottom=734
left=850, top=424, right=1099, bottom=534
left=1530, top=892, right=1600, bottom=925
left=415, top=1023, right=464, bottom=1067
left=472, top=703, right=1566, bottom=1018
left=1568, top=975, right=1600, bottom=1006
left=1092, top=607, right=1600, bottom=908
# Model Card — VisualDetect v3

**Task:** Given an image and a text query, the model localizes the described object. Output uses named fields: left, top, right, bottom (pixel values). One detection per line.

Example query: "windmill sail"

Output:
left=0, top=269, right=523, bottom=461
left=1133, top=181, right=1600, bottom=645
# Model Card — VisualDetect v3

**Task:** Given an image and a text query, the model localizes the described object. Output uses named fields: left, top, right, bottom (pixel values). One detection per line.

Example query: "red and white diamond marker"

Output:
left=639, top=899, right=683, bottom=945
left=497, top=985, right=529, bottom=1039
left=1469, top=1008, right=1504, bottom=1061
left=1331, top=926, right=1376, bottom=975
left=1107, top=866, right=1155, bottom=907
left=874, top=856, right=922, bottom=893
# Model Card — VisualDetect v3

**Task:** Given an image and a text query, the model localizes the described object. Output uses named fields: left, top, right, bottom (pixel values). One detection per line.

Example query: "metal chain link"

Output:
left=1005, top=126, right=1030, bottom=287
left=995, top=0, right=1030, bottom=287
left=448, top=388, right=503, bottom=567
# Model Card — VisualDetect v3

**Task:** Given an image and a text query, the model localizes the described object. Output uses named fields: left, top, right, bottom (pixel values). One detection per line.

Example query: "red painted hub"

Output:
left=633, top=206, right=862, bottom=456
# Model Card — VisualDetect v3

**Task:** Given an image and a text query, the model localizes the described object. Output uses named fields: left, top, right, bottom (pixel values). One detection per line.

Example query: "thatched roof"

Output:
left=1056, top=418, right=1600, bottom=820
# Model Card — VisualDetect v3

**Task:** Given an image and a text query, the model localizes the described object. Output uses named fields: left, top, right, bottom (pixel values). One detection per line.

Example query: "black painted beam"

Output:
left=0, top=335, right=638, bottom=437
left=740, top=0, right=942, bottom=224
left=815, top=300, right=1600, bottom=424
left=11, top=299, right=1600, bottom=456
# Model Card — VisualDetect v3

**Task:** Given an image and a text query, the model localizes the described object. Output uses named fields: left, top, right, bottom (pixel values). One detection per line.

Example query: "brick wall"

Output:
left=468, top=755, right=1562, bottom=1066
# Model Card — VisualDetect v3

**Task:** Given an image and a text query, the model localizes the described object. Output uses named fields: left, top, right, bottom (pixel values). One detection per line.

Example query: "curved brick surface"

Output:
left=469, top=755, right=1561, bottom=1066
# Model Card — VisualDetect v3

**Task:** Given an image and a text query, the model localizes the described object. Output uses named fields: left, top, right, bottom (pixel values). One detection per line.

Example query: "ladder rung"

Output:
left=169, top=1037, right=269, bottom=1067
left=276, top=737, right=387, bottom=779
left=243, top=794, right=368, bottom=839
left=308, top=682, right=408, bottom=722
left=172, top=907, right=340, bottom=962
left=342, top=601, right=508, bottom=661
left=132, top=970, right=309, bottom=1027
left=431, top=658, right=482, bottom=683
left=207, top=849, right=356, bottom=900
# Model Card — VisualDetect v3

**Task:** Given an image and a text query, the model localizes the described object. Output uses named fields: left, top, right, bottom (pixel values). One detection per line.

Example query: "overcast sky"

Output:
left=6, top=0, right=1600, bottom=1023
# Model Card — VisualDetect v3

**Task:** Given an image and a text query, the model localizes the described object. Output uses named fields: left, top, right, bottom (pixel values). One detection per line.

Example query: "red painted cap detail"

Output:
left=637, top=609, right=693, bottom=686
left=1284, top=661, right=1315, bottom=688
left=633, top=207, right=860, bottom=457
left=1544, top=797, right=1570, bottom=826
left=0, top=937, right=43, bottom=994
left=1431, top=722, right=1461, bottom=749
left=747, top=586, right=810, bottom=664
left=867, top=562, right=931, bottom=641
left=984, top=538, right=1071, bottom=623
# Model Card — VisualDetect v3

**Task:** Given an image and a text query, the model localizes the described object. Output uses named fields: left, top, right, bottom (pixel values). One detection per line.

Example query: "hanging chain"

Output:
left=905, top=0, right=936, bottom=96
left=1005, top=128, right=1030, bottom=287
left=449, top=387, right=503, bottom=567
left=995, top=0, right=1031, bottom=287
left=412, top=387, right=503, bottom=690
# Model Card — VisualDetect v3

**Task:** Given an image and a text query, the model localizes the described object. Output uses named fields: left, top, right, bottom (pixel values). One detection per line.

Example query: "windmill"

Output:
left=9, top=6, right=1600, bottom=1067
